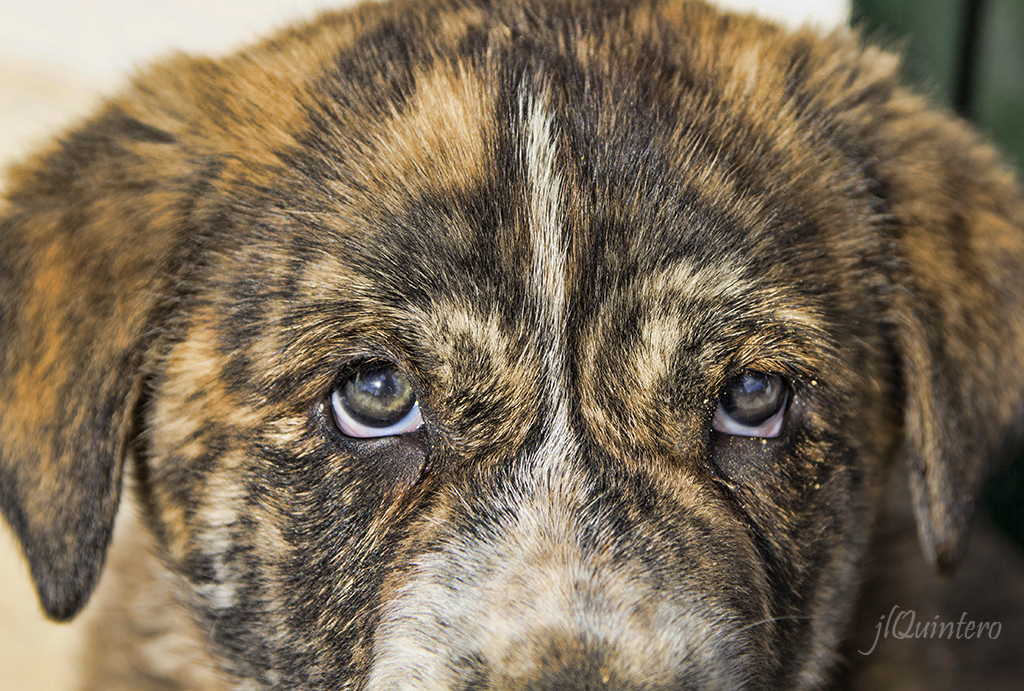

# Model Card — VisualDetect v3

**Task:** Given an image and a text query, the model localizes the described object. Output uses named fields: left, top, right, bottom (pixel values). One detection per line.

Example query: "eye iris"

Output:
left=341, top=367, right=416, bottom=427
left=722, top=373, right=786, bottom=427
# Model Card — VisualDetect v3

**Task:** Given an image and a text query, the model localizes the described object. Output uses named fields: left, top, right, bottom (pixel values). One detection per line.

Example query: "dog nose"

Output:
left=475, top=631, right=705, bottom=691
left=482, top=631, right=615, bottom=690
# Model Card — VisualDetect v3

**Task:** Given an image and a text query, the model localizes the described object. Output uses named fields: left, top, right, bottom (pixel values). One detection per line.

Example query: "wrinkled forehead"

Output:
left=284, top=55, right=863, bottom=321
left=223, top=24, right=887, bottom=428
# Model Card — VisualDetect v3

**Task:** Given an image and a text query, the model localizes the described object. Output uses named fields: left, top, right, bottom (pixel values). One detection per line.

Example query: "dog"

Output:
left=2, top=0, right=1024, bottom=688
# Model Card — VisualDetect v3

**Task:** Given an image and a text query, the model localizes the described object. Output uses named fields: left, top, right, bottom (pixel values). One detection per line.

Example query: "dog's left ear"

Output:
left=0, top=91, right=197, bottom=620
left=833, top=47, right=1024, bottom=573
left=653, top=0, right=1024, bottom=573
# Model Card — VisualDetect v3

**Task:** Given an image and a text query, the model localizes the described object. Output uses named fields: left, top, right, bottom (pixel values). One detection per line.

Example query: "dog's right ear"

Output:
left=0, top=80, right=201, bottom=620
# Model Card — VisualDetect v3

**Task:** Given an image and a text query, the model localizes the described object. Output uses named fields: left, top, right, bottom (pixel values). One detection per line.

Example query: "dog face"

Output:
left=2, top=1, right=1024, bottom=689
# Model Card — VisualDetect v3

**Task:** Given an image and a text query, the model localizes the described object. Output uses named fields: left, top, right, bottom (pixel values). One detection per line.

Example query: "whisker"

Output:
left=735, top=614, right=813, bottom=635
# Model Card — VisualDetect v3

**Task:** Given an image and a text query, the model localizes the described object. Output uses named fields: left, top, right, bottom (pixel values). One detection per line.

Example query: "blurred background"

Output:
left=856, top=0, right=1024, bottom=168
left=1, top=0, right=1022, bottom=689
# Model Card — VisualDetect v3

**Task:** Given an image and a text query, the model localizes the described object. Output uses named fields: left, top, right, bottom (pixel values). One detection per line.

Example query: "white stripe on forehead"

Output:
left=524, top=89, right=565, bottom=329
left=522, top=87, right=574, bottom=472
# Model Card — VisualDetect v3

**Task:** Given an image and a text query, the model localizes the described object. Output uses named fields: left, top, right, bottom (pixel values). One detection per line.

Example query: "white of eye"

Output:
left=332, top=391, right=423, bottom=438
left=712, top=398, right=787, bottom=438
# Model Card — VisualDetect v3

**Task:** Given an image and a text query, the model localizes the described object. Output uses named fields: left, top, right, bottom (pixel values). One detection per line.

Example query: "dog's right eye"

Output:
left=331, top=366, right=423, bottom=438
left=712, top=372, right=789, bottom=438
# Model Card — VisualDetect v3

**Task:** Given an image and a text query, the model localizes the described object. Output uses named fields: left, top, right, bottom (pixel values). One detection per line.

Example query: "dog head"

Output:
left=2, top=0, right=1024, bottom=688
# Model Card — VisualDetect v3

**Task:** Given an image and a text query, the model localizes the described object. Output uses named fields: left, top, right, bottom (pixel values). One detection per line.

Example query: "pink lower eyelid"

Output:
left=338, top=419, right=375, bottom=438
left=760, top=411, right=785, bottom=438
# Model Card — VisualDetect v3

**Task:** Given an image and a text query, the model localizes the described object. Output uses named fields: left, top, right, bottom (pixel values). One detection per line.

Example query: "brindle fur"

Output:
left=2, top=0, right=1023, bottom=689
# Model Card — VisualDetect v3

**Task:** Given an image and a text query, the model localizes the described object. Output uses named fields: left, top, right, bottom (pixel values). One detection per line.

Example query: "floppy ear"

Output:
left=653, top=1, right=1024, bottom=572
left=0, top=97, right=195, bottom=620
left=838, top=50, right=1024, bottom=573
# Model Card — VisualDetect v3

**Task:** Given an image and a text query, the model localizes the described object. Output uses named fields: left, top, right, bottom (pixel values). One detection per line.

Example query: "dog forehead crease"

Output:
left=2, top=0, right=1024, bottom=690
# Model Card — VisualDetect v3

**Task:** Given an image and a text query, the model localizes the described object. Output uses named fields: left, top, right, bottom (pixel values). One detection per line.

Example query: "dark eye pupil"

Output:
left=721, top=373, right=786, bottom=426
left=341, top=367, right=416, bottom=427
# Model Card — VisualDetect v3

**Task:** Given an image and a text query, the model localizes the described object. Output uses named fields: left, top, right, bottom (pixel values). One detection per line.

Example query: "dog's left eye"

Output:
left=331, top=366, right=423, bottom=438
left=712, top=372, right=789, bottom=438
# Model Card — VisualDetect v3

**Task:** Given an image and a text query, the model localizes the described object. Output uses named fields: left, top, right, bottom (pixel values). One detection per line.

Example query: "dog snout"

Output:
left=366, top=457, right=772, bottom=690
